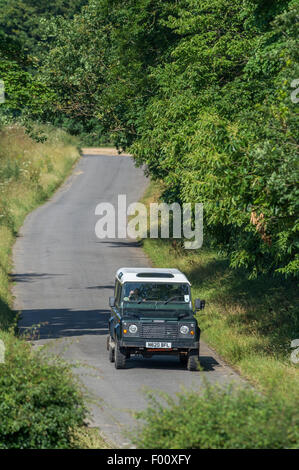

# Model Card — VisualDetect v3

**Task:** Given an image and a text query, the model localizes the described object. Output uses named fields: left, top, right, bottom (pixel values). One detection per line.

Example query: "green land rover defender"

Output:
left=107, top=267, right=205, bottom=371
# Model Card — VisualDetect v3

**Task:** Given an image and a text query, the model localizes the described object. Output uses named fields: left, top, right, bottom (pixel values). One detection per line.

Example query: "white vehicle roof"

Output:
left=115, top=267, right=191, bottom=285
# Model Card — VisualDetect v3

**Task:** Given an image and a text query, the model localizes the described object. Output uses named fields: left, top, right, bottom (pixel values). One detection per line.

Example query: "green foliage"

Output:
left=0, top=27, right=54, bottom=125
left=0, top=1, right=88, bottom=130
left=140, top=184, right=299, bottom=408
left=0, top=331, right=87, bottom=448
left=1, top=2, right=298, bottom=275
left=39, top=0, right=178, bottom=145
left=0, top=59, right=54, bottom=123
left=0, top=0, right=88, bottom=55
left=131, top=0, right=299, bottom=277
left=134, top=384, right=299, bottom=449
left=38, top=0, right=298, bottom=276
left=37, top=3, right=111, bottom=142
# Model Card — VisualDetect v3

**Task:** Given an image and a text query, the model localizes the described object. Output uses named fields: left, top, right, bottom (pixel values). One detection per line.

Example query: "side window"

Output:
left=115, top=280, right=122, bottom=307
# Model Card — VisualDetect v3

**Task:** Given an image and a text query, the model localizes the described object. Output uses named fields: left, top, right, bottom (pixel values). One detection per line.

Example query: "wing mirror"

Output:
left=109, top=296, right=115, bottom=308
left=195, top=298, right=205, bottom=310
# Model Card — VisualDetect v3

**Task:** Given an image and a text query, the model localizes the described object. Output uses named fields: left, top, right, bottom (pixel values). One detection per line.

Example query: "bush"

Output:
left=134, top=383, right=299, bottom=449
left=0, top=332, right=87, bottom=448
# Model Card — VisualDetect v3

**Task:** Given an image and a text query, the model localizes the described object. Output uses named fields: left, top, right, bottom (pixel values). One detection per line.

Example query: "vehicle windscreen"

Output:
left=122, top=282, right=190, bottom=304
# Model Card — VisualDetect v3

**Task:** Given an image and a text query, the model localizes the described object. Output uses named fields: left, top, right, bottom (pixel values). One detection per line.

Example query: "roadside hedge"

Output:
left=134, top=383, right=299, bottom=449
left=0, top=331, right=87, bottom=449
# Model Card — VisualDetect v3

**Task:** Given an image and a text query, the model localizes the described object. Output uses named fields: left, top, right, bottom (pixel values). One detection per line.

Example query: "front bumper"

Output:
left=119, top=338, right=199, bottom=350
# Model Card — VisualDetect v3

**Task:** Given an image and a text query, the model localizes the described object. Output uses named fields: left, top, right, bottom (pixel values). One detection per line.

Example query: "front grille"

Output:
left=140, top=323, right=178, bottom=339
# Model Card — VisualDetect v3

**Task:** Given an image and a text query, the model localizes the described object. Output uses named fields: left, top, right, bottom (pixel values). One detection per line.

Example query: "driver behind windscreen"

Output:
left=128, top=288, right=141, bottom=301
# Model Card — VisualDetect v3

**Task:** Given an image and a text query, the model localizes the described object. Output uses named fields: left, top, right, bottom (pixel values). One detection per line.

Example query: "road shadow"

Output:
left=18, top=308, right=109, bottom=340
left=199, top=355, right=220, bottom=371
left=123, top=354, right=220, bottom=372
left=96, top=240, right=142, bottom=248
left=0, top=296, right=17, bottom=330
left=125, top=355, right=185, bottom=371
left=10, top=273, right=64, bottom=283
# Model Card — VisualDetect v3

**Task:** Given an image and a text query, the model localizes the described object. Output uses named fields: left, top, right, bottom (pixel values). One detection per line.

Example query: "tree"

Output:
left=38, top=0, right=299, bottom=276
left=0, top=0, right=88, bottom=56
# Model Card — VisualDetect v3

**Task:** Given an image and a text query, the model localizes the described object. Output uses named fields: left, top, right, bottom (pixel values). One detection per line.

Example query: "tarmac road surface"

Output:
left=13, top=151, right=243, bottom=447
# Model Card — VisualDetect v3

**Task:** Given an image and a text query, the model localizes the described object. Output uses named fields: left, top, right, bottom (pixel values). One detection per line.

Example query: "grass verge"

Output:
left=0, top=124, right=108, bottom=448
left=139, top=181, right=298, bottom=405
left=0, top=123, right=80, bottom=329
left=131, top=180, right=299, bottom=448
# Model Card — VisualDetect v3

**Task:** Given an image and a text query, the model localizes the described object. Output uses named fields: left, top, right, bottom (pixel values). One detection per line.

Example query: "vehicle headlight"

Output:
left=180, top=325, right=189, bottom=335
left=129, top=324, right=138, bottom=334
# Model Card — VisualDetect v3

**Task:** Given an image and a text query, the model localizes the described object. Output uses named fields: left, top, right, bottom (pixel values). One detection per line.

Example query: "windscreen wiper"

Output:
left=164, top=296, right=181, bottom=304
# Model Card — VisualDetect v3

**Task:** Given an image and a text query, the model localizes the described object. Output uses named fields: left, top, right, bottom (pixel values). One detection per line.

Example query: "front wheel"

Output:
left=108, top=342, right=115, bottom=363
left=187, top=350, right=200, bottom=371
left=115, top=342, right=127, bottom=369
left=179, top=353, right=188, bottom=365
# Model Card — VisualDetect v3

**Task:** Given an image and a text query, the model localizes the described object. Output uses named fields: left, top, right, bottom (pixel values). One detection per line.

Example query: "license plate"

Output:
left=146, top=342, right=172, bottom=349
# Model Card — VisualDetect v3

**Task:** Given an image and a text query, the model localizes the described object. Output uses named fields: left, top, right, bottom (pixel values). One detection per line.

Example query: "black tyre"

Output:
left=109, top=343, right=115, bottom=363
left=179, top=353, right=188, bottom=365
left=187, top=350, right=200, bottom=371
left=115, top=342, right=127, bottom=369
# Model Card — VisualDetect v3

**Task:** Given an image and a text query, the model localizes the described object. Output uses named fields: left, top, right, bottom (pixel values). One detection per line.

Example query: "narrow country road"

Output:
left=13, top=151, right=242, bottom=447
